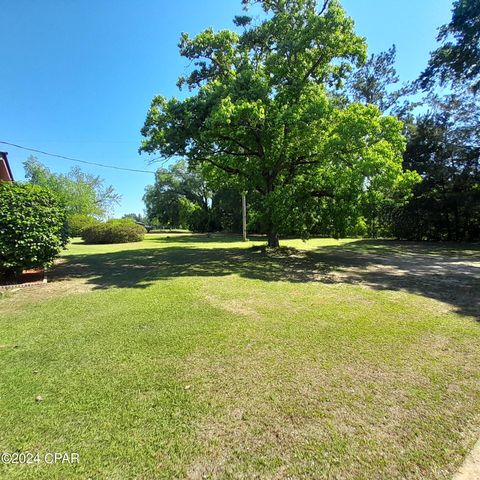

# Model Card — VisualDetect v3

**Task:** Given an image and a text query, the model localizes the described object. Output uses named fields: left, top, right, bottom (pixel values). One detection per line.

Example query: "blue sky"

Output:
left=1, top=0, right=453, bottom=217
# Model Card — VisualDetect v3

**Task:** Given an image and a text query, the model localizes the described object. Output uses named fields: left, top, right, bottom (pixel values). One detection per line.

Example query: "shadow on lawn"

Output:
left=151, top=233, right=266, bottom=244
left=52, top=239, right=480, bottom=319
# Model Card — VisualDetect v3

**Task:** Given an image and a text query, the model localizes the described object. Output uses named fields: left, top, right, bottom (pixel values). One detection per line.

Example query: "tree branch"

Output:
left=318, top=0, right=330, bottom=16
left=202, top=157, right=247, bottom=177
left=216, top=134, right=259, bottom=156
left=302, top=50, right=325, bottom=83
left=213, top=147, right=252, bottom=157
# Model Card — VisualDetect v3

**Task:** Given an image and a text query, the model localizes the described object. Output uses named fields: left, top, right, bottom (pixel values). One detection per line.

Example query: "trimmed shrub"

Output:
left=67, top=214, right=100, bottom=237
left=0, top=182, right=68, bottom=277
left=82, top=219, right=146, bottom=244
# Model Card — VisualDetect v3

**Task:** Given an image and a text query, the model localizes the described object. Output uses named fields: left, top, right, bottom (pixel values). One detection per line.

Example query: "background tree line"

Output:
left=393, top=0, right=480, bottom=241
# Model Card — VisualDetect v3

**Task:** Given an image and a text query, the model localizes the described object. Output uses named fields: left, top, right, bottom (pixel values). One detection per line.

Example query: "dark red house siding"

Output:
left=0, top=152, right=14, bottom=181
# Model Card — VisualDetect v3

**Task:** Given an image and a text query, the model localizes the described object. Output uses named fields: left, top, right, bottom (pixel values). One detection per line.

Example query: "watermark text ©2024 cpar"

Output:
left=1, top=452, right=80, bottom=465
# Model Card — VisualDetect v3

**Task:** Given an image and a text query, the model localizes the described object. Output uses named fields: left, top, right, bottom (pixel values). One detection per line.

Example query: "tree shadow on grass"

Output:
left=51, top=239, right=480, bottom=319
left=320, top=240, right=480, bottom=319
left=150, top=233, right=265, bottom=244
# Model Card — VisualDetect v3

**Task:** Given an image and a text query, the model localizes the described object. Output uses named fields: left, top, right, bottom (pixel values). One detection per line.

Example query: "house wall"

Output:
left=0, top=152, right=14, bottom=181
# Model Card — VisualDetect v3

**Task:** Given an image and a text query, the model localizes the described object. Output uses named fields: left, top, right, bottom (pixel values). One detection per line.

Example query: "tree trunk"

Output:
left=453, top=203, right=460, bottom=241
left=444, top=208, right=452, bottom=241
left=265, top=175, right=279, bottom=248
left=267, top=224, right=279, bottom=248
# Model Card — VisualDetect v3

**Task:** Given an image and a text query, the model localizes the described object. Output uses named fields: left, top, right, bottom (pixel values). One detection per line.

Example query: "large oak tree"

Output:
left=140, top=0, right=418, bottom=246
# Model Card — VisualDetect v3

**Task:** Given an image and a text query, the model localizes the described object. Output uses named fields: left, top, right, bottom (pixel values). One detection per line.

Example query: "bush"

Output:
left=67, top=214, right=100, bottom=237
left=0, top=182, right=68, bottom=276
left=82, top=219, right=146, bottom=244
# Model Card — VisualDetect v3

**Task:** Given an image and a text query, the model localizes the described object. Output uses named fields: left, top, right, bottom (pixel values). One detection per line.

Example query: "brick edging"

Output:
left=0, top=278, right=47, bottom=290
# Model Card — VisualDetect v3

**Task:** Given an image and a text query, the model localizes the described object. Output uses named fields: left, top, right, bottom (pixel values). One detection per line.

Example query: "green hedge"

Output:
left=81, top=219, right=146, bottom=244
left=0, top=182, right=68, bottom=276
left=67, top=214, right=101, bottom=237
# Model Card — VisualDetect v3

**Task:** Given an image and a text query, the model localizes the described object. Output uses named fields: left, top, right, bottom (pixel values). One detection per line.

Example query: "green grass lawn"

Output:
left=1, top=233, right=479, bottom=479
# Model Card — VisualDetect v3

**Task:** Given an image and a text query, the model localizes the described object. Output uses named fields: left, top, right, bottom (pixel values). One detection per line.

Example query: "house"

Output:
left=0, top=152, right=14, bottom=181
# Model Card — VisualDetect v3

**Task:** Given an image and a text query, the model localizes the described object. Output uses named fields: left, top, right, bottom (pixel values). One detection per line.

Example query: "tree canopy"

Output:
left=24, top=157, right=121, bottom=220
left=140, top=0, right=419, bottom=246
left=143, top=160, right=212, bottom=230
left=122, top=213, right=147, bottom=223
left=143, top=159, right=265, bottom=233
left=419, top=0, right=480, bottom=93
left=346, top=45, right=412, bottom=115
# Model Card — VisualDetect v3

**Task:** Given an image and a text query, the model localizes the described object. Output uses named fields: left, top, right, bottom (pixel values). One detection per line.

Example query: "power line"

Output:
left=0, top=140, right=159, bottom=174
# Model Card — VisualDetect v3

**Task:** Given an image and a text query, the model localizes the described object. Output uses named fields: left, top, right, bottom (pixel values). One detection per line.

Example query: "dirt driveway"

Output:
left=315, top=241, right=480, bottom=319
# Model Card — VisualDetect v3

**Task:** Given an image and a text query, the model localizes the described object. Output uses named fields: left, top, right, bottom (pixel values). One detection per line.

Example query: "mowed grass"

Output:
left=0, top=233, right=479, bottom=479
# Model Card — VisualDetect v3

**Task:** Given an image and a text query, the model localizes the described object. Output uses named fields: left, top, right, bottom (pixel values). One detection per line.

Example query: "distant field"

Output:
left=1, top=234, right=479, bottom=479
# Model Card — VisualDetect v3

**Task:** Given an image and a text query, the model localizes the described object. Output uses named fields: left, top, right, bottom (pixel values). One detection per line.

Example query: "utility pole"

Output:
left=242, top=191, right=247, bottom=242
